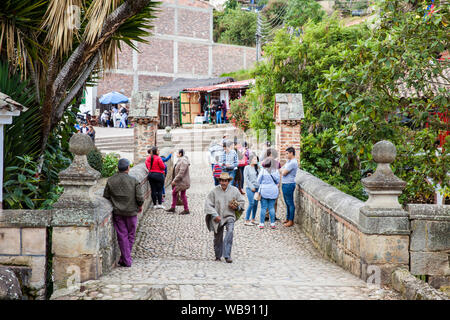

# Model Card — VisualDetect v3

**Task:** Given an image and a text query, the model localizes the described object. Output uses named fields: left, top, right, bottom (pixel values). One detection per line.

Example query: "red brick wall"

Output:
left=153, top=7, right=176, bottom=35
left=213, top=45, right=245, bottom=75
left=139, top=75, right=174, bottom=91
left=178, top=42, right=209, bottom=74
left=178, top=8, right=210, bottom=39
left=276, top=122, right=301, bottom=166
left=97, top=73, right=133, bottom=97
left=139, top=38, right=174, bottom=73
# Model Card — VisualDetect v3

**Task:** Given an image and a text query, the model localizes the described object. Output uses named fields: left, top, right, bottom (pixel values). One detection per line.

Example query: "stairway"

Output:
left=95, top=135, right=134, bottom=154
left=95, top=125, right=238, bottom=155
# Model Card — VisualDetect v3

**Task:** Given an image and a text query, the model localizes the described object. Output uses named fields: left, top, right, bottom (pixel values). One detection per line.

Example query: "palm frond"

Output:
left=41, top=0, right=82, bottom=57
left=84, top=0, right=118, bottom=44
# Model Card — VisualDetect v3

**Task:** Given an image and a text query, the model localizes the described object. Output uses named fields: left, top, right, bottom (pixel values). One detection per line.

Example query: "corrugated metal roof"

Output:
left=183, top=79, right=255, bottom=93
left=156, top=77, right=234, bottom=99
left=0, top=92, right=27, bottom=112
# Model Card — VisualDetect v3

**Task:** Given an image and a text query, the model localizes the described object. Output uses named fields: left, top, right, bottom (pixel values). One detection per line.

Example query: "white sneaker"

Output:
left=244, top=221, right=253, bottom=226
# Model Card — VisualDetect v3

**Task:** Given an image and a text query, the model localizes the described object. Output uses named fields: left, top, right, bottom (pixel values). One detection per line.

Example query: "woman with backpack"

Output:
left=146, top=146, right=166, bottom=209
left=257, top=158, right=280, bottom=229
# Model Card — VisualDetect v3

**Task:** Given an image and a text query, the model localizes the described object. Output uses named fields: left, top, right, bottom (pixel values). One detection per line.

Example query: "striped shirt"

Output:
left=213, top=164, right=223, bottom=178
left=221, top=150, right=238, bottom=171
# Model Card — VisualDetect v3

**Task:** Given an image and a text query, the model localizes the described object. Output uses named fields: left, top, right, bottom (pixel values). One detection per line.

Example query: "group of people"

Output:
left=103, top=141, right=298, bottom=267
left=209, top=137, right=298, bottom=229
left=76, top=122, right=96, bottom=142
left=100, top=104, right=129, bottom=128
left=145, top=146, right=191, bottom=216
left=203, top=99, right=229, bottom=124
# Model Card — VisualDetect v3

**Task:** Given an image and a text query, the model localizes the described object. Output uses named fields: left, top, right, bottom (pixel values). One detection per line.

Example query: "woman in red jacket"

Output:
left=146, top=146, right=166, bottom=209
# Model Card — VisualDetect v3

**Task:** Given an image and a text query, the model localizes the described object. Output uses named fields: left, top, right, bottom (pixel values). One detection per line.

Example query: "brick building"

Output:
left=95, top=0, right=257, bottom=103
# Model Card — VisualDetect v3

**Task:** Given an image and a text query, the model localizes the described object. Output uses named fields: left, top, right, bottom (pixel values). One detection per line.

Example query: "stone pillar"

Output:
left=359, top=141, right=410, bottom=284
left=129, top=91, right=160, bottom=163
left=131, top=117, right=159, bottom=163
left=51, top=134, right=116, bottom=290
left=274, top=94, right=304, bottom=165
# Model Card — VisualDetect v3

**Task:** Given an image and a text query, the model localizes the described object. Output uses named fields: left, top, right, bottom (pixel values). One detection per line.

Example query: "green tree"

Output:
left=214, top=8, right=257, bottom=46
left=245, top=1, right=449, bottom=203
left=284, top=0, right=326, bottom=28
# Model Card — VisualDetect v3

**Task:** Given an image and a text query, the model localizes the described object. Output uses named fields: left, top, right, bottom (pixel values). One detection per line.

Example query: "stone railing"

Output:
left=0, top=131, right=174, bottom=299
left=295, top=140, right=448, bottom=290
left=407, top=204, right=449, bottom=289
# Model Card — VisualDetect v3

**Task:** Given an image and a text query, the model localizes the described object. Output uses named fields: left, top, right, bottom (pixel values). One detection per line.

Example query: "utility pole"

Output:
left=256, top=10, right=262, bottom=62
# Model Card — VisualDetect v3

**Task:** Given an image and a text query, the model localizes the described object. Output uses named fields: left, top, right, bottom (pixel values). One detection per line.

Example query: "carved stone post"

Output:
left=359, top=140, right=410, bottom=284
left=51, top=134, right=117, bottom=291
left=274, top=94, right=304, bottom=166
left=129, top=91, right=160, bottom=163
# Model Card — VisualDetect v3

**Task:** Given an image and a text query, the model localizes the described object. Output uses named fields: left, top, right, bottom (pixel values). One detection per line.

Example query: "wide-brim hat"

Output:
left=218, top=172, right=233, bottom=181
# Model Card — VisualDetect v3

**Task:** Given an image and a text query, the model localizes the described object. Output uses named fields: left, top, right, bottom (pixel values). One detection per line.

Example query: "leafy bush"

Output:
left=229, top=96, right=251, bottom=131
left=101, top=153, right=120, bottom=177
left=4, top=155, right=65, bottom=209
left=87, top=147, right=103, bottom=173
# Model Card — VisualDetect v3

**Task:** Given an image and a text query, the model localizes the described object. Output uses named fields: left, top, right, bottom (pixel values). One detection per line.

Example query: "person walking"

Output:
left=100, top=110, right=110, bottom=127
left=87, top=125, right=96, bottom=143
left=221, top=140, right=238, bottom=185
left=146, top=146, right=165, bottom=209
left=215, top=101, right=222, bottom=124
left=120, top=111, right=128, bottom=128
left=281, top=147, right=298, bottom=227
left=205, top=172, right=245, bottom=263
left=103, top=159, right=144, bottom=267
left=221, top=100, right=227, bottom=123
left=243, top=154, right=260, bottom=226
left=257, top=158, right=280, bottom=229
left=166, top=149, right=191, bottom=215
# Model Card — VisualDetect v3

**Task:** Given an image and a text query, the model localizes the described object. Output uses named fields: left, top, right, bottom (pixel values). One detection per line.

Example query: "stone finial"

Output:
left=162, top=126, right=174, bottom=147
left=69, top=133, right=94, bottom=155
left=361, top=141, right=406, bottom=209
left=53, top=133, right=100, bottom=208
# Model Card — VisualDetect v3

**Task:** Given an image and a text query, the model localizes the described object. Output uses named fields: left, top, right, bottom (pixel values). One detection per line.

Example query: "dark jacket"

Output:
left=103, top=172, right=144, bottom=216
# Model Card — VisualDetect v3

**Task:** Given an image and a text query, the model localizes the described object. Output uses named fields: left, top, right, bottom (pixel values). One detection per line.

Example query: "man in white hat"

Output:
left=204, top=172, right=245, bottom=263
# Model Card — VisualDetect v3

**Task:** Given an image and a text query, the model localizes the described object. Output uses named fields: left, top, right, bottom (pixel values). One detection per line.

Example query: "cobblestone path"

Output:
left=54, top=153, right=401, bottom=300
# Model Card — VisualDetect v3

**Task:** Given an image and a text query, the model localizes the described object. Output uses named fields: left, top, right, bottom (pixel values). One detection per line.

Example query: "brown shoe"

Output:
left=284, top=220, right=294, bottom=227
left=225, top=258, right=233, bottom=263
left=179, top=210, right=190, bottom=215
left=283, top=220, right=289, bottom=224
left=166, top=207, right=176, bottom=213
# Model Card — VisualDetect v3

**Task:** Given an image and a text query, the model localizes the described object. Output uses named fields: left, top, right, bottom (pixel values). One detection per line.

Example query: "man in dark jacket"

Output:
left=103, top=158, right=144, bottom=267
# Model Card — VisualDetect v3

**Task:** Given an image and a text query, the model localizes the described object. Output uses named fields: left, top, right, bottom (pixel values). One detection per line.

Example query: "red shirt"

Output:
left=145, top=155, right=165, bottom=174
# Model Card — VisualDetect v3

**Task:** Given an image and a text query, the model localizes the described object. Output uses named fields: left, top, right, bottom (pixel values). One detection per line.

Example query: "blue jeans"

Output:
left=216, top=110, right=222, bottom=124
left=245, top=187, right=258, bottom=220
left=282, top=183, right=296, bottom=221
left=260, top=198, right=276, bottom=224
left=214, top=220, right=234, bottom=259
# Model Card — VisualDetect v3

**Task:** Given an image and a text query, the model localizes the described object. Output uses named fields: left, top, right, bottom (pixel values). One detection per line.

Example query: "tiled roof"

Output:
left=0, top=92, right=26, bottom=112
